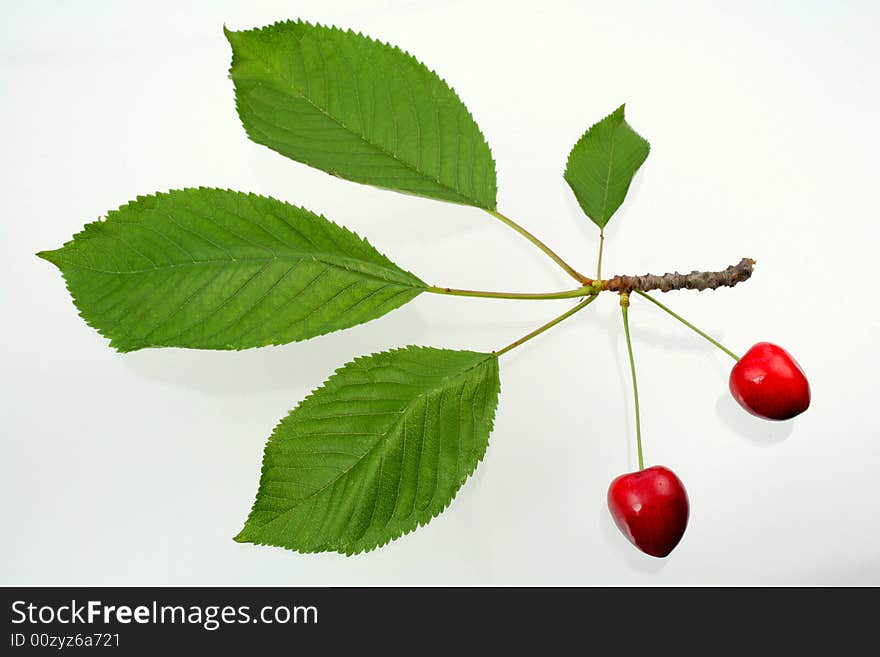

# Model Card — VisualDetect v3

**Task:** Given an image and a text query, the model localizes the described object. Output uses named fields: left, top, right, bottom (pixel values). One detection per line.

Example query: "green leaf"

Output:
left=236, top=346, right=501, bottom=554
left=38, top=188, right=425, bottom=351
left=564, top=104, right=650, bottom=229
left=225, top=20, right=497, bottom=209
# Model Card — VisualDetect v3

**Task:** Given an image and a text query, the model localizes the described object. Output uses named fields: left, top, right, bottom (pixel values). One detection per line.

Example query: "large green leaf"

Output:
left=564, top=104, right=650, bottom=229
left=38, top=188, right=425, bottom=351
left=225, top=20, right=497, bottom=209
left=236, top=346, right=501, bottom=554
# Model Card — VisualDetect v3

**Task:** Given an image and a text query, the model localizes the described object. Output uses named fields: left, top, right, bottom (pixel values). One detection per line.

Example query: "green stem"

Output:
left=633, top=290, right=740, bottom=361
left=485, top=209, right=591, bottom=284
left=596, top=229, right=605, bottom=281
left=427, top=285, right=594, bottom=300
left=621, top=297, right=644, bottom=471
left=494, top=294, right=598, bottom=356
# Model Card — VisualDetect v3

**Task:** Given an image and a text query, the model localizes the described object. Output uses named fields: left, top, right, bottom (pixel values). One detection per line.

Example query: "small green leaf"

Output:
left=225, top=20, right=497, bottom=209
left=39, top=188, right=425, bottom=351
left=236, top=346, right=501, bottom=554
left=564, top=104, right=650, bottom=229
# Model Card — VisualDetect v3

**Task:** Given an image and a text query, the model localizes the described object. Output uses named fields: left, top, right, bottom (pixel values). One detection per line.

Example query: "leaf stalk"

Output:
left=427, top=285, right=594, bottom=300
left=494, top=294, right=598, bottom=356
left=485, top=209, right=591, bottom=284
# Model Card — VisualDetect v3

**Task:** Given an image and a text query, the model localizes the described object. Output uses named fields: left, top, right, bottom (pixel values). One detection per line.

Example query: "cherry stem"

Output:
left=634, top=290, right=740, bottom=362
left=427, top=285, right=594, bottom=300
left=494, top=294, right=598, bottom=356
left=485, top=209, right=591, bottom=284
left=620, top=295, right=644, bottom=471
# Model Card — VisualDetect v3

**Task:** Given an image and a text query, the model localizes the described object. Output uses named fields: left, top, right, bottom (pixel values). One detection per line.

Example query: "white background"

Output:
left=2, top=0, right=878, bottom=585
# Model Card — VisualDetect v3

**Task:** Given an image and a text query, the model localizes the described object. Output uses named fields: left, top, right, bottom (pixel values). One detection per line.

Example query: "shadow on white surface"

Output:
left=119, top=309, right=428, bottom=396
left=714, top=393, right=794, bottom=444
left=598, top=502, right=668, bottom=575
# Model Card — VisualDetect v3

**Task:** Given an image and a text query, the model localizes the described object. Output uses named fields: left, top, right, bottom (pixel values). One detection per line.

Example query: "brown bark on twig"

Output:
left=603, top=258, right=755, bottom=294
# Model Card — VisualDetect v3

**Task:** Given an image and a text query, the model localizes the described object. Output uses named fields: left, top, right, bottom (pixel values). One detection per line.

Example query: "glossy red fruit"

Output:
left=607, top=465, right=689, bottom=558
left=729, top=342, right=810, bottom=420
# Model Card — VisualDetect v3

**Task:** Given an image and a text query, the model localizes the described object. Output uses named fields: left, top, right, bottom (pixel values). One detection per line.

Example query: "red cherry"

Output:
left=729, top=342, right=810, bottom=420
left=607, top=465, right=689, bottom=558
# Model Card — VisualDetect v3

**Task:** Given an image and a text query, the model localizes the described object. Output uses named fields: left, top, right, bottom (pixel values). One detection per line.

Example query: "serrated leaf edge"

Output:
left=38, top=187, right=426, bottom=352
left=563, top=103, right=650, bottom=228
left=224, top=19, right=498, bottom=210
left=233, top=346, right=501, bottom=556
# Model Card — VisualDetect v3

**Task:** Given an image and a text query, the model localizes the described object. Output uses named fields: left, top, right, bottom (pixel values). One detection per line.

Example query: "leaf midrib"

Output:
left=232, top=32, right=490, bottom=208
left=599, top=128, right=617, bottom=223
left=55, top=252, right=424, bottom=289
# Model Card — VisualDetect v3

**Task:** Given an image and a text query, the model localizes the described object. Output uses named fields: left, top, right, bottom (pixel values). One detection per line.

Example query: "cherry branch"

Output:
left=603, top=258, right=755, bottom=294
